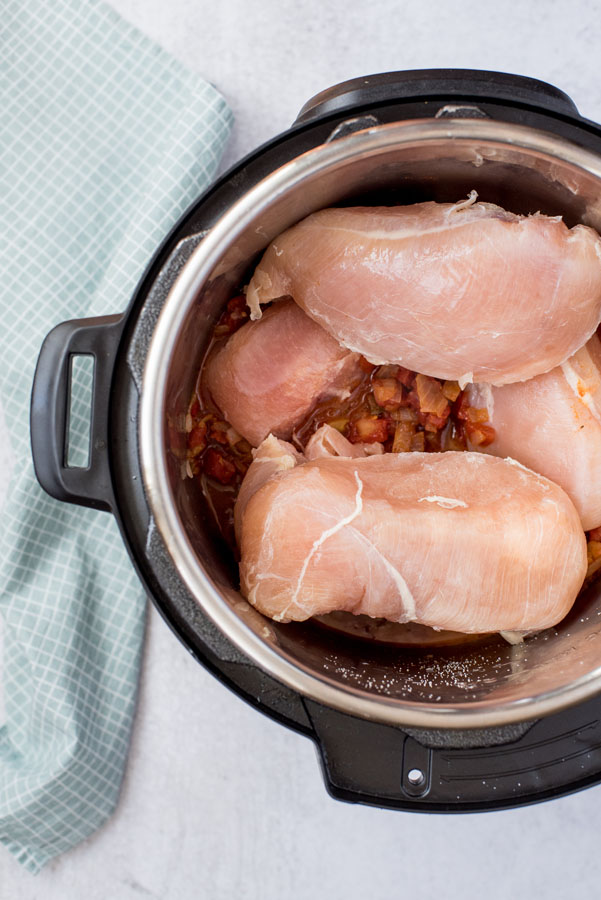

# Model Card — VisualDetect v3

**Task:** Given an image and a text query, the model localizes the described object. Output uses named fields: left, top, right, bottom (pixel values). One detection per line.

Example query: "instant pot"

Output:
left=30, top=70, right=601, bottom=811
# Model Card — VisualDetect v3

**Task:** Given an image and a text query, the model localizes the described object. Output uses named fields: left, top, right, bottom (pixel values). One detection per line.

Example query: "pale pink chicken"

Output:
left=245, top=197, right=601, bottom=386
left=238, top=448, right=587, bottom=633
left=467, top=334, right=601, bottom=530
left=234, top=435, right=302, bottom=542
left=235, top=426, right=382, bottom=541
left=205, top=299, right=362, bottom=446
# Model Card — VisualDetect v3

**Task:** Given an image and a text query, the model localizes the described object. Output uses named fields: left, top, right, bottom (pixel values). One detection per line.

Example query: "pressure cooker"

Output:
left=30, top=69, right=601, bottom=811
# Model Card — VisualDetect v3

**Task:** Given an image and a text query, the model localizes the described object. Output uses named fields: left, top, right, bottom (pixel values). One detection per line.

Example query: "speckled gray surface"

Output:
left=3, top=0, right=601, bottom=897
left=126, top=233, right=206, bottom=393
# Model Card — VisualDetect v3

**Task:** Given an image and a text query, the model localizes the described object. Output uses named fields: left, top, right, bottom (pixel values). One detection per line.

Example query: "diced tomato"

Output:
left=396, top=366, right=415, bottom=387
left=227, top=294, right=247, bottom=313
left=214, top=294, right=250, bottom=337
left=405, top=390, right=421, bottom=411
left=359, top=356, right=377, bottom=374
left=227, top=295, right=249, bottom=324
left=204, top=449, right=237, bottom=484
left=454, top=391, right=470, bottom=421
left=188, top=422, right=208, bottom=456
left=423, top=409, right=451, bottom=431
left=349, top=416, right=390, bottom=443
left=189, top=396, right=201, bottom=419
left=209, top=420, right=230, bottom=444
left=588, top=527, right=601, bottom=542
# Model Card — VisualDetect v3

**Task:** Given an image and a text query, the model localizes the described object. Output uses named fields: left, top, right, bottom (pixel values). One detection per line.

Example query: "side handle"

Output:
left=30, top=314, right=125, bottom=512
left=305, top=696, right=601, bottom=811
left=295, top=69, right=579, bottom=124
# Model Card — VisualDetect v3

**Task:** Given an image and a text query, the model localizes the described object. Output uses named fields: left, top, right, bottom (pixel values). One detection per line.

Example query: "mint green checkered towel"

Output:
left=0, top=0, right=232, bottom=873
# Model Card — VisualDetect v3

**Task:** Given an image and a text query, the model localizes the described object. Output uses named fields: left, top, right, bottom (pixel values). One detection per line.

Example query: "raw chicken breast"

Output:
left=245, top=197, right=601, bottom=386
left=234, top=435, right=302, bottom=541
left=467, top=334, right=601, bottom=530
left=238, top=450, right=586, bottom=633
left=205, top=299, right=362, bottom=446
left=235, top=427, right=381, bottom=539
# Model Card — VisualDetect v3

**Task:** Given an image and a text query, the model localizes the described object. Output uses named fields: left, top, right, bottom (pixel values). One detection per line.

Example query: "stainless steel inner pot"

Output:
left=140, top=117, right=601, bottom=730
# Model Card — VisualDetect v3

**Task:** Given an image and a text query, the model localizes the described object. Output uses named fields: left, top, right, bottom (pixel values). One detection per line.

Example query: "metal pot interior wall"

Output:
left=145, top=120, right=601, bottom=728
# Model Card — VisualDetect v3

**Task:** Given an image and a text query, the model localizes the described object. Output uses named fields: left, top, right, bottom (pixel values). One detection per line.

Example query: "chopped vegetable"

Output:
left=587, top=540, right=601, bottom=565
left=396, top=366, right=415, bottom=387
left=443, top=421, right=468, bottom=451
left=367, top=392, right=383, bottom=415
left=391, top=406, right=418, bottom=425
left=465, top=422, right=496, bottom=447
left=442, top=380, right=461, bottom=402
left=415, top=373, right=450, bottom=417
left=466, top=407, right=490, bottom=424
left=392, top=421, right=415, bottom=453
left=204, top=448, right=237, bottom=484
left=372, top=377, right=404, bottom=410
left=326, top=417, right=349, bottom=433
left=425, top=430, right=443, bottom=451
left=359, top=356, right=377, bottom=374
left=210, top=424, right=229, bottom=445
left=188, top=422, right=208, bottom=456
left=405, top=389, right=421, bottom=411
left=374, top=364, right=400, bottom=380
left=420, top=410, right=450, bottom=432
left=410, top=431, right=425, bottom=451
left=226, top=426, right=243, bottom=447
left=454, top=392, right=471, bottom=421
left=213, top=295, right=249, bottom=337
left=349, top=416, right=390, bottom=443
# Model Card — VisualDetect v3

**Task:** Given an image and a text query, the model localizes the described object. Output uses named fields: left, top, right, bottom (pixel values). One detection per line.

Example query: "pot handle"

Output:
left=295, top=69, right=579, bottom=124
left=305, top=696, right=601, bottom=810
left=30, top=314, right=125, bottom=512
left=306, top=701, right=437, bottom=808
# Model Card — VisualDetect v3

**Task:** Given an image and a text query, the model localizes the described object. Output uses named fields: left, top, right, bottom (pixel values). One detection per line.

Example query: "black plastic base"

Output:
left=306, top=697, right=601, bottom=811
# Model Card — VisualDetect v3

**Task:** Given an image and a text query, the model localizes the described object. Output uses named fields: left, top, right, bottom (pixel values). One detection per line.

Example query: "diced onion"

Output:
left=442, top=380, right=461, bottom=402
left=415, top=373, right=450, bottom=417
left=392, top=422, right=415, bottom=453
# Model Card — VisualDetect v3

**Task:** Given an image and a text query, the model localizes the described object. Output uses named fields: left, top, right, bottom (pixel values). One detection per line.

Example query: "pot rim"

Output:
left=140, top=117, right=601, bottom=729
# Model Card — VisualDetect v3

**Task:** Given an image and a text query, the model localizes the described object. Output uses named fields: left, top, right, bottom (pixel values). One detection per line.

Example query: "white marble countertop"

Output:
left=3, top=1, right=601, bottom=897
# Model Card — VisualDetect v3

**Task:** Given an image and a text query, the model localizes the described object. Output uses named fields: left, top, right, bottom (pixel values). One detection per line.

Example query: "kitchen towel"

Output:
left=0, top=0, right=232, bottom=873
